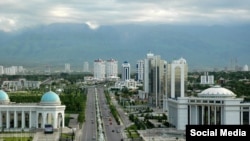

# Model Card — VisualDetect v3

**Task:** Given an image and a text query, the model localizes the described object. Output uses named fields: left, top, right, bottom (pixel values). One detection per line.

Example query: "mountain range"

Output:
left=0, top=23, right=250, bottom=72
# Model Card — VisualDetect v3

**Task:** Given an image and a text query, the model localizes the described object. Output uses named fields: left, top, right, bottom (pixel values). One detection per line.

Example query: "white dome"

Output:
left=198, top=85, right=236, bottom=98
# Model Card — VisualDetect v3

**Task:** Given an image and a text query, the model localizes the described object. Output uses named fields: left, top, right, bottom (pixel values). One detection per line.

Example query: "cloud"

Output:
left=0, top=0, right=250, bottom=32
left=86, top=21, right=99, bottom=30
left=0, top=17, right=17, bottom=32
left=50, top=6, right=71, bottom=17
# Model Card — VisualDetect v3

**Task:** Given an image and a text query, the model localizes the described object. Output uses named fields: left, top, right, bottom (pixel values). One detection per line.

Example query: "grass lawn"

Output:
left=0, top=137, right=32, bottom=141
left=126, top=130, right=140, bottom=138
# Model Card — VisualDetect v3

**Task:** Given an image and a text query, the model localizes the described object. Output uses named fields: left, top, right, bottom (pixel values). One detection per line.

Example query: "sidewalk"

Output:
left=67, top=114, right=81, bottom=141
left=32, top=114, right=81, bottom=141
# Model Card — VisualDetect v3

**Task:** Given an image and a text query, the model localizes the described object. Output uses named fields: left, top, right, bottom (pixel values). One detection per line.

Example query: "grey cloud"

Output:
left=0, top=0, right=250, bottom=31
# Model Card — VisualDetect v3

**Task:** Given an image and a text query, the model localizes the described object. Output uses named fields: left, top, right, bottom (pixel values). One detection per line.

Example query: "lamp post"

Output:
left=69, top=127, right=75, bottom=141
left=71, top=128, right=75, bottom=141
left=60, top=121, right=62, bottom=141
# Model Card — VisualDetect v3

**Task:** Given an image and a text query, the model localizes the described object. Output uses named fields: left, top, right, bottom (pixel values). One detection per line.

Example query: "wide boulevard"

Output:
left=81, top=86, right=97, bottom=141
left=81, top=86, right=123, bottom=141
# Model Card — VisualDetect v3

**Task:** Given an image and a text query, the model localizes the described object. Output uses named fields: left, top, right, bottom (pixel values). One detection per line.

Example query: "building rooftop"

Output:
left=0, top=90, right=10, bottom=104
left=198, top=85, right=236, bottom=98
left=40, top=91, right=61, bottom=105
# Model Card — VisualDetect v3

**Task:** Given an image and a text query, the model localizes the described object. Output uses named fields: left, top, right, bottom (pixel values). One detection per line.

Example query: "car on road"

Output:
left=44, top=124, right=53, bottom=134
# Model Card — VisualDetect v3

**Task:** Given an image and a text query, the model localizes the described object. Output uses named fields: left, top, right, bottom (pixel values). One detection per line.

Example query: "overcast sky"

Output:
left=1, top=0, right=250, bottom=32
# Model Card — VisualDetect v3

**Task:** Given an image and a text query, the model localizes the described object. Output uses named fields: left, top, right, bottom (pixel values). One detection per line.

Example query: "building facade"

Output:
left=243, top=64, right=249, bottom=71
left=136, top=60, right=144, bottom=82
left=0, top=66, right=4, bottom=75
left=64, top=63, right=71, bottom=73
left=93, top=59, right=106, bottom=81
left=83, top=61, right=90, bottom=72
left=200, top=72, right=214, bottom=85
left=167, top=57, right=188, bottom=99
left=1, top=78, right=41, bottom=91
left=168, top=85, right=250, bottom=130
left=144, top=52, right=168, bottom=108
left=0, top=90, right=65, bottom=131
left=143, top=52, right=155, bottom=94
left=0, top=66, right=25, bottom=75
left=121, top=61, right=131, bottom=81
left=106, top=59, right=118, bottom=80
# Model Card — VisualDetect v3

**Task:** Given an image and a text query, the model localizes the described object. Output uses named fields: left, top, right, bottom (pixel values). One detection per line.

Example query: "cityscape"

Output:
left=1, top=1, right=250, bottom=141
left=0, top=51, right=250, bottom=141
left=0, top=57, right=249, bottom=75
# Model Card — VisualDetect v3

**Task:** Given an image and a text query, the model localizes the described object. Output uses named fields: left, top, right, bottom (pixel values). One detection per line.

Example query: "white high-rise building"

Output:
left=64, top=63, right=71, bottom=73
left=243, top=64, right=249, bottom=71
left=121, top=61, right=130, bottom=81
left=4, top=66, right=16, bottom=75
left=168, top=57, right=188, bottom=98
left=1, top=66, right=25, bottom=75
left=0, top=66, right=4, bottom=75
left=136, top=60, right=144, bottom=82
left=106, top=59, right=118, bottom=79
left=83, top=61, right=90, bottom=72
left=17, top=66, right=24, bottom=73
left=200, top=72, right=214, bottom=85
left=143, top=52, right=155, bottom=94
left=164, top=58, right=250, bottom=131
left=94, top=59, right=106, bottom=81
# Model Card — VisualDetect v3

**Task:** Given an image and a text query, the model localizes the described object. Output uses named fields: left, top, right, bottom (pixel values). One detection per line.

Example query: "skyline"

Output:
left=1, top=1, right=250, bottom=32
left=0, top=57, right=248, bottom=73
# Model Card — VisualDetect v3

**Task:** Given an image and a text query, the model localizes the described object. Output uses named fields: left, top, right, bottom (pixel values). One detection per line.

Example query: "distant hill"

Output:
left=0, top=23, right=249, bottom=71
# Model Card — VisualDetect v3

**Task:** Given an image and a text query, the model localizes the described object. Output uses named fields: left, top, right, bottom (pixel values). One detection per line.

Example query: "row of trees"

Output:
left=104, top=90, right=121, bottom=125
left=9, top=88, right=86, bottom=112
left=8, top=85, right=87, bottom=125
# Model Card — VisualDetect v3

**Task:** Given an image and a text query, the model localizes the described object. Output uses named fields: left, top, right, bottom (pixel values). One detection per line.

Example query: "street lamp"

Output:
left=69, top=127, right=75, bottom=141
left=60, top=121, right=62, bottom=141
left=71, top=128, right=75, bottom=141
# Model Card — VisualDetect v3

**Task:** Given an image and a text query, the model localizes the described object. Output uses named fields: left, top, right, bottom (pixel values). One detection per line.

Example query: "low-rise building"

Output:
left=0, top=90, right=65, bottom=130
left=168, top=85, right=250, bottom=130
left=1, top=78, right=41, bottom=91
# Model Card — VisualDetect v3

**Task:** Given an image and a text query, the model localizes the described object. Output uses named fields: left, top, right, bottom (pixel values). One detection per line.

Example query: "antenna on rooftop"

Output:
left=49, top=80, right=52, bottom=91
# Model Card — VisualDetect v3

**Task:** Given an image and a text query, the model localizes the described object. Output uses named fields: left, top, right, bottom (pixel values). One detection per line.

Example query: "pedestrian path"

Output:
left=33, top=131, right=59, bottom=141
left=32, top=114, right=80, bottom=141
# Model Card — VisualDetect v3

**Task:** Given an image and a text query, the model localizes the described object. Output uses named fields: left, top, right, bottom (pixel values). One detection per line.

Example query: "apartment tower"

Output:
left=121, top=61, right=130, bottom=81
left=93, top=59, right=106, bottom=80
left=136, top=60, right=144, bottom=82
left=106, top=59, right=118, bottom=79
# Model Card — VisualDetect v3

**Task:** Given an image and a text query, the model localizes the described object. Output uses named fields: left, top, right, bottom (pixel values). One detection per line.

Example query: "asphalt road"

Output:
left=80, top=86, right=123, bottom=141
left=81, top=87, right=97, bottom=141
left=96, top=87, right=123, bottom=141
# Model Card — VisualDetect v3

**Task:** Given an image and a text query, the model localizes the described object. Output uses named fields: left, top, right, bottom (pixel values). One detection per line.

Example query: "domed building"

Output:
left=167, top=85, right=250, bottom=130
left=198, top=85, right=236, bottom=98
left=0, top=90, right=65, bottom=131
left=0, top=90, right=10, bottom=104
left=40, top=91, right=61, bottom=105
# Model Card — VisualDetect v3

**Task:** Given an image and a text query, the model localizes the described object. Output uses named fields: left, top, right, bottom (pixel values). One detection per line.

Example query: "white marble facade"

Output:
left=168, top=85, right=250, bottom=130
left=0, top=90, right=65, bottom=130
